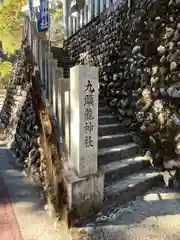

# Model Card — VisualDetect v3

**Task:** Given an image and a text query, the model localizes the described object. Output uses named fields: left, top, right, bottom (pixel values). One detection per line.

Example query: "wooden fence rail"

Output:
left=65, top=0, right=122, bottom=37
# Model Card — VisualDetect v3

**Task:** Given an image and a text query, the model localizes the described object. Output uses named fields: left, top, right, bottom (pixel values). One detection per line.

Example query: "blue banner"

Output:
left=37, top=0, right=49, bottom=32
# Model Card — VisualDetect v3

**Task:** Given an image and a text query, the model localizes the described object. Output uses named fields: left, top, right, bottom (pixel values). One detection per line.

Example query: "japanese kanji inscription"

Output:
left=84, top=80, right=95, bottom=148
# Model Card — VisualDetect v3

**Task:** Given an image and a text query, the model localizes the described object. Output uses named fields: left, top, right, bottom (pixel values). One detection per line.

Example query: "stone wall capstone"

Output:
left=64, top=0, right=180, bottom=167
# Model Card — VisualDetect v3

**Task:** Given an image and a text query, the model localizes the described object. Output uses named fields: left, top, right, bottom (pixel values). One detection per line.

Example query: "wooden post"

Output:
left=88, top=0, right=93, bottom=22
left=39, top=40, right=44, bottom=85
left=47, top=54, right=54, bottom=104
left=54, top=68, right=63, bottom=126
left=106, top=0, right=111, bottom=8
left=77, top=11, right=80, bottom=30
left=44, top=52, right=48, bottom=95
left=63, top=0, right=69, bottom=39
left=94, top=0, right=100, bottom=17
left=64, top=79, right=70, bottom=153
left=80, top=9, right=84, bottom=28
left=51, top=61, right=58, bottom=115
left=68, top=16, right=72, bottom=37
left=100, top=0, right=105, bottom=13
left=72, top=17, right=76, bottom=34
left=84, top=5, right=88, bottom=25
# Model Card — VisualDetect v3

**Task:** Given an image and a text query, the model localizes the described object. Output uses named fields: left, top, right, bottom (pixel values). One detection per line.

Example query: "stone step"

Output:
left=99, top=156, right=152, bottom=185
left=98, top=143, right=140, bottom=166
left=0, top=102, right=5, bottom=107
left=0, top=91, right=6, bottom=95
left=98, top=133, right=131, bottom=148
left=98, top=115, right=119, bottom=125
left=98, top=107, right=109, bottom=116
left=98, top=123, right=127, bottom=136
left=98, top=100, right=105, bottom=108
left=104, top=170, right=162, bottom=206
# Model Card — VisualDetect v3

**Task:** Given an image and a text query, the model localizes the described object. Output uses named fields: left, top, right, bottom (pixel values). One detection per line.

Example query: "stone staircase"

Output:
left=98, top=99, right=163, bottom=207
left=0, top=89, right=5, bottom=112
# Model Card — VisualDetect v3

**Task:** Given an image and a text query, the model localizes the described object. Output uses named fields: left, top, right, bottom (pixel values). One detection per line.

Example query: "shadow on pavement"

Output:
left=0, top=146, right=45, bottom=214
left=82, top=187, right=180, bottom=239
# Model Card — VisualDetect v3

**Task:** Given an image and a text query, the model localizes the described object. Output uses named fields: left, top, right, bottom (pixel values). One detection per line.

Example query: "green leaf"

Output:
left=0, top=61, right=13, bottom=77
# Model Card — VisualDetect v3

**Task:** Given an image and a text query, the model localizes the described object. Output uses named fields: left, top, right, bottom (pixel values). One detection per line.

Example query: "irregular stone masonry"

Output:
left=0, top=45, right=46, bottom=196
left=0, top=43, right=67, bottom=219
left=64, top=0, right=180, bottom=168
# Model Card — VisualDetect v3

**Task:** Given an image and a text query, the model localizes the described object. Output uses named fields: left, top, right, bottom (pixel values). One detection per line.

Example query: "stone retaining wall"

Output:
left=64, top=0, right=180, bottom=167
left=0, top=44, right=67, bottom=218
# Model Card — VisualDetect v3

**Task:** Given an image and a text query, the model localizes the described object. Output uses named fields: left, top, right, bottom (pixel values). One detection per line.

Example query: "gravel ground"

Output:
left=72, top=187, right=180, bottom=240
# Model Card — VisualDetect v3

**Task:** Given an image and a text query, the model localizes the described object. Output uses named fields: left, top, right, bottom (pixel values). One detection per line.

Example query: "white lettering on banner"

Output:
left=38, top=0, right=49, bottom=31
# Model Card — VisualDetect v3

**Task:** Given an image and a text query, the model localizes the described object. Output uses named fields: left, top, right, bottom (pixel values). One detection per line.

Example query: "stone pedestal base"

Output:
left=64, top=169, right=104, bottom=217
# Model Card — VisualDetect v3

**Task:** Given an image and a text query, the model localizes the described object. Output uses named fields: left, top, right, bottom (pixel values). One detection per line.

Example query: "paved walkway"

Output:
left=2, top=143, right=180, bottom=240
left=0, top=142, right=71, bottom=240
left=72, top=187, right=180, bottom=240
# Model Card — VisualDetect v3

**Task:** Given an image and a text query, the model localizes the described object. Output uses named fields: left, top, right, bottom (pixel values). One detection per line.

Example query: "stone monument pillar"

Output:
left=64, top=65, right=104, bottom=216
left=70, top=65, right=98, bottom=177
